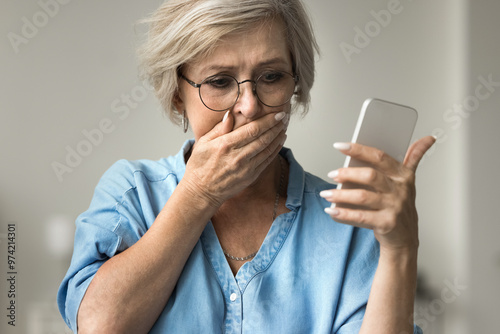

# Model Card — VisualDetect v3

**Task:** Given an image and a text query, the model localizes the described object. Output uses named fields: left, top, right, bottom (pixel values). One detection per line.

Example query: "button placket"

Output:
left=224, top=289, right=242, bottom=333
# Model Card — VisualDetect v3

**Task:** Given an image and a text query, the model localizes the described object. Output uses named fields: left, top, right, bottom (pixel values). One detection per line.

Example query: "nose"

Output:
left=233, top=80, right=262, bottom=119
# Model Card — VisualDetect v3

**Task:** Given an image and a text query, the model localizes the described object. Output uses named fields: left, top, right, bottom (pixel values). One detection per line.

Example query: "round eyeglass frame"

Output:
left=180, top=71, right=299, bottom=112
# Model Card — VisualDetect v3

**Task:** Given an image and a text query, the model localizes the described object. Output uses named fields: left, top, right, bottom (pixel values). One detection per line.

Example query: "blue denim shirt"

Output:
left=58, top=139, right=422, bottom=334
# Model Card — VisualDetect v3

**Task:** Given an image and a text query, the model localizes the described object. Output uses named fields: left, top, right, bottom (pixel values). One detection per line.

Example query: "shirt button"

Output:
left=230, top=293, right=237, bottom=302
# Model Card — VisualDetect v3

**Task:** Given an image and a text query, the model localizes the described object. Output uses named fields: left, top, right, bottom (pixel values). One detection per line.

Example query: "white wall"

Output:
left=468, top=1, right=500, bottom=332
left=1, top=0, right=496, bottom=332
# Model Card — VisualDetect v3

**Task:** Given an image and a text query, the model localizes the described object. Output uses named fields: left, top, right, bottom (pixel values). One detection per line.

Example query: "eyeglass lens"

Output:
left=199, top=71, right=296, bottom=111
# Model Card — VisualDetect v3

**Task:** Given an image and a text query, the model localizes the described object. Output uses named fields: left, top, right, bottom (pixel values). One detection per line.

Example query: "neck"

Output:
left=212, top=153, right=289, bottom=271
left=229, top=154, right=284, bottom=206
left=211, top=154, right=287, bottom=231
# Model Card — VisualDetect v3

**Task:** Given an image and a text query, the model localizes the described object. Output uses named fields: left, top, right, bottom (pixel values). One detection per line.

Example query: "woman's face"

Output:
left=175, top=19, right=293, bottom=140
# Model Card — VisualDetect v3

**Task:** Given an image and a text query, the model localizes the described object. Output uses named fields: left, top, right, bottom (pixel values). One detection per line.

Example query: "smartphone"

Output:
left=336, top=98, right=418, bottom=191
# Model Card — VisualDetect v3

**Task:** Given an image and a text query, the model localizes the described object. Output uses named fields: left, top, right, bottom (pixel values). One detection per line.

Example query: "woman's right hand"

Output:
left=182, top=110, right=288, bottom=209
left=77, top=110, right=289, bottom=334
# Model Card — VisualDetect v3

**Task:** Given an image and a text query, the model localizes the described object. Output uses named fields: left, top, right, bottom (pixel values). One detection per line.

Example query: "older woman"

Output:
left=58, top=0, right=435, bottom=333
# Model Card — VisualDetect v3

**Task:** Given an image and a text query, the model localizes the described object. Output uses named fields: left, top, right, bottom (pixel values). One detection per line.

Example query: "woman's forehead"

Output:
left=186, top=20, right=291, bottom=76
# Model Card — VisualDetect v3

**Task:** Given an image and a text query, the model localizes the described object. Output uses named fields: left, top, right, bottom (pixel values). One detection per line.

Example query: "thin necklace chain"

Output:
left=223, top=155, right=285, bottom=261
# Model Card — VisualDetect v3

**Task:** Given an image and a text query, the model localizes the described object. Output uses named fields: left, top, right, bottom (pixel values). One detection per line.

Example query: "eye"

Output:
left=204, top=75, right=234, bottom=89
left=260, top=71, right=285, bottom=83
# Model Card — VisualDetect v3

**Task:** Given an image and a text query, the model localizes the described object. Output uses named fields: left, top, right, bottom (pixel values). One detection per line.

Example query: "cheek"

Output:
left=188, top=109, right=224, bottom=140
left=179, top=87, right=219, bottom=137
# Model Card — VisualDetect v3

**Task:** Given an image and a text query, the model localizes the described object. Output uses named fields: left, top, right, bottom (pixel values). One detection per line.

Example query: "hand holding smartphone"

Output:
left=337, top=98, right=418, bottom=191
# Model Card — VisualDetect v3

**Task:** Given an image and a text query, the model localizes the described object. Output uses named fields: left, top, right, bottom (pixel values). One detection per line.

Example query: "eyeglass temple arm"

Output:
left=180, top=74, right=201, bottom=88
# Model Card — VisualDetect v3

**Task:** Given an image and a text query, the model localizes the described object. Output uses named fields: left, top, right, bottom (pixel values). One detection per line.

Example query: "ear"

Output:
left=173, top=89, right=185, bottom=114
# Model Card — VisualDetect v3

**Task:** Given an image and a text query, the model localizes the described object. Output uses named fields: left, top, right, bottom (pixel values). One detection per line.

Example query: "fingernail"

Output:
left=333, top=142, right=351, bottom=150
left=223, top=110, right=230, bottom=123
left=327, top=170, right=339, bottom=179
left=432, top=135, right=437, bottom=140
left=325, top=207, right=339, bottom=216
left=319, top=190, right=333, bottom=198
left=275, top=112, right=286, bottom=121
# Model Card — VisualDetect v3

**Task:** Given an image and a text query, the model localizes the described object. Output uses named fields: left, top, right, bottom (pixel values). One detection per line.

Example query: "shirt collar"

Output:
left=172, top=138, right=195, bottom=182
left=280, top=147, right=304, bottom=211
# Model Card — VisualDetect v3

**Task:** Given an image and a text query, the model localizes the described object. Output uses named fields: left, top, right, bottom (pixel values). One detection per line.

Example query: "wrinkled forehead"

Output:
left=185, top=18, right=291, bottom=73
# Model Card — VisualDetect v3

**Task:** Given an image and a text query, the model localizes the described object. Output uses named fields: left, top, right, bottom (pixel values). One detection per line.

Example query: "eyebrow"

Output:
left=258, top=57, right=290, bottom=68
left=201, top=57, right=290, bottom=74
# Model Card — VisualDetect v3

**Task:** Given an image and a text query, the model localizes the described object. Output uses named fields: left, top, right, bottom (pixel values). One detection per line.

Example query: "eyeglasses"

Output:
left=180, top=70, right=299, bottom=112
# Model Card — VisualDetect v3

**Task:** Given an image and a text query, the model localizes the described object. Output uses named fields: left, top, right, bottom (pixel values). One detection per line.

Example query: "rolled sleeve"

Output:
left=57, top=221, right=121, bottom=331
left=57, top=160, right=149, bottom=332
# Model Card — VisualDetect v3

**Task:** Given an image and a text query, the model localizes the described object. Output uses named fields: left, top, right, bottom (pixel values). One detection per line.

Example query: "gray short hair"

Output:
left=137, top=0, right=319, bottom=125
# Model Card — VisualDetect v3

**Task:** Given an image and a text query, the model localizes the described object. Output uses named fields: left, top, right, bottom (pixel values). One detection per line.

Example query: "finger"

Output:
left=404, top=136, right=437, bottom=171
left=324, top=206, right=379, bottom=230
left=327, top=167, right=392, bottom=193
left=226, top=111, right=287, bottom=148
left=200, top=110, right=234, bottom=142
left=333, top=142, right=401, bottom=173
left=252, top=129, right=287, bottom=170
left=236, top=119, right=287, bottom=161
left=319, top=188, right=383, bottom=210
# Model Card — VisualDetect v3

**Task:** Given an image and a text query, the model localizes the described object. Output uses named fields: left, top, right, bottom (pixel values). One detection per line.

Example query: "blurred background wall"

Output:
left=1, top=0, right=498, bottom=333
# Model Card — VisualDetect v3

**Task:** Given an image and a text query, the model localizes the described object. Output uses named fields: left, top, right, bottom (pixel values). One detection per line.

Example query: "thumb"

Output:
left=403, top=135, right=437, bottom=172
left=202, top=110, right=234, bottom=141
